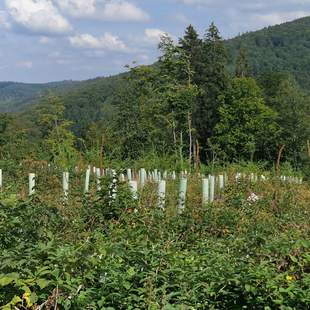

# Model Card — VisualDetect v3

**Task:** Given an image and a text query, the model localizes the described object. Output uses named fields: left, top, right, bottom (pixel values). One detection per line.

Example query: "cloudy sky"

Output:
left=0, top=0, right=309, bottom=83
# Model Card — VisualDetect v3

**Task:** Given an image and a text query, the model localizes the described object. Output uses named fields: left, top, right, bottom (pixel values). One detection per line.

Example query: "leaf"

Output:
left=127, top=267, right=136, bottom=277
left=0, top=277, right=14, bottom=287
left=289, top=255, right=298, bottom=263
left=36, top=278, right=50, bottom=289
left=123, top=281, right=131, bottom=290
left=245, top=284, right=252, bottom=292
left=30, top=291, right=38, bottom=304
left=1, top=295, right=22, bottom=309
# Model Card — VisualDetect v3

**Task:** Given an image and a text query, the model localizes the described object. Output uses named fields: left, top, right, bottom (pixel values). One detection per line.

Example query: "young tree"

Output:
left=37, top=94, right=78, bottom=169
left=212, top=78, right=279, bottom=161
left=159, top=34, right=199, bottom=164
left=113, top=65, right=162, bottom=159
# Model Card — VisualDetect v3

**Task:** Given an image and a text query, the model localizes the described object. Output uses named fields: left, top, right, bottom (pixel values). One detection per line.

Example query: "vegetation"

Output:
left=0, top=81, right=79, bottom=112
left=2, top=16, right=310, bottom=115
left=0, top=17, right=310, bottom=309
left=1, top=20, right=309, bottom=175
left=226, top=16, right=310, bottom=90
left=0, top=167, right=309, bottom=309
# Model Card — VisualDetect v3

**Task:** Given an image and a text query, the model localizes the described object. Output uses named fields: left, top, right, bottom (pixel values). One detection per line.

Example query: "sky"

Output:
left=0, top=0, right=310, bottom=83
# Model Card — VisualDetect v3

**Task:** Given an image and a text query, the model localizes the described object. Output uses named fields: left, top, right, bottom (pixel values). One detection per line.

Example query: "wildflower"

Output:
left=23, top=292, right=32, bottom=306
left=247, top=192, right=259, bottom=203
left=286, top=275, right=295, bottom=282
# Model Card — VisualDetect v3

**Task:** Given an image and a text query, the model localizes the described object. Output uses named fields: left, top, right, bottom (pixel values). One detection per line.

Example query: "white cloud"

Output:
left=5, top=0, right=72, bottom=35
left=56, top=0, right=96, bottom=18
left=69, top=33, right=127, bottom=51
left=16, top=60, right=33, bottom=69
left=55, top=0, right=149, bottom=22
left=144, top=28, right=168, bottom=44
left=99, top=1, right=149, bottom=22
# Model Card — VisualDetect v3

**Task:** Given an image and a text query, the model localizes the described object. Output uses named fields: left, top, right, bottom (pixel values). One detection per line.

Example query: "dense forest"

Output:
left=0, top=81, right=80, bottom=112
left=226, top=16, right=310, bottom=90
left=1, top=18, right=310, bottom=176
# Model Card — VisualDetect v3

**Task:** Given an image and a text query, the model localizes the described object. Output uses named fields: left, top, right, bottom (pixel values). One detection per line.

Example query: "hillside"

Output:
left=0, top=80, right=80, bottom=112
left=226, top=16, right=310, bottom=89
left=60, top=75, right=125, bottom=137
left=1, top=16, right=310, bottom=114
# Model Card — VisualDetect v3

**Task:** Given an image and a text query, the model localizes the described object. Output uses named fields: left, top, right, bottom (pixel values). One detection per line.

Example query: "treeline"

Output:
left=0, top=24, right=310, bottom=173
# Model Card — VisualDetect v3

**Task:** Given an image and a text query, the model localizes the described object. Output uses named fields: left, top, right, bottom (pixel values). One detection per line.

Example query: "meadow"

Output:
left=0, top=163, right=309, bottom=309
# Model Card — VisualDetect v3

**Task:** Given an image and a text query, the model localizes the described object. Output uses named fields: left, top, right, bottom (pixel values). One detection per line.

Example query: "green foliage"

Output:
left=0, top=197, right=63, bottom=250
left=235, top=46, right=251, bottom=77
left=0, top=113, right=34, bottom=161
left=0, top=81, right=79, bottom=112
left=212, top=77, right=280, bottom=161
left=259, top=74, right=310, bottom=167
left=113, top=65, right=161, bottom=159
left=179, top=24, right=203, bottom=85
left=82, top=173, right=137, bottom=226
left=226, top=16, right=310, bottom=90
left=0, top=20, right=309, bottom=173
left=195, top=23, right=230, bottom=155
left=0, top=173, right=309, bottom=309
left=36, top=94, right=78, bottom=169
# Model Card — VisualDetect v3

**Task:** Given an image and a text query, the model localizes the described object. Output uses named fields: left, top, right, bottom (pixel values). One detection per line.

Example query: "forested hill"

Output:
left=1, top=15, right=310, bottom=113
left=226, top=16, right=310, bottom=89
left=0, top=80, right=80, bottom=112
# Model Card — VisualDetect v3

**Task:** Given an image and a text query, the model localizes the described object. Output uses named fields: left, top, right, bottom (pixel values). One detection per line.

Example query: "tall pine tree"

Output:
left=194, top=22, right=230, bottom=160
left=179, top=25, right=203, bottom=85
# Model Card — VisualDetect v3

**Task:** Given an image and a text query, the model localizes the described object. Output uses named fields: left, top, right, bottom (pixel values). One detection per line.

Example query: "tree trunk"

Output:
left=195, top=140, right=200, bottom=170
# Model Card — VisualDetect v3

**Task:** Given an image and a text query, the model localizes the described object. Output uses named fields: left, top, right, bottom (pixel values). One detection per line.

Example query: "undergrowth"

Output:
left=0, top=172, right=309, bottom=309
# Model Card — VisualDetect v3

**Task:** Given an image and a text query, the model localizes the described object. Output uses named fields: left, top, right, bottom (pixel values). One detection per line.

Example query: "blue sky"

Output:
left=0, top=0, right=310, bottom=83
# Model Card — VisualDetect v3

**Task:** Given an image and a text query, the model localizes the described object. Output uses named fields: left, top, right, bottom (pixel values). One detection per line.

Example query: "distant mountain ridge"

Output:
left=0, top=80, right=80, bottom=112
left=226, top=16, right=310, bottom=89
left=1, top=15, right=310, bottom=113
